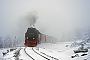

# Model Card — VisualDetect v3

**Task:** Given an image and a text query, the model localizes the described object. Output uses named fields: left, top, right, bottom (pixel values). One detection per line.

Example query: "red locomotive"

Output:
left=24, top=27, right=41, bottom=47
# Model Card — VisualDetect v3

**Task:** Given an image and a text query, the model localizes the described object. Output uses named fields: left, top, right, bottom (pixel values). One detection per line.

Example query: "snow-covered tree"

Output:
left=75, top=29, right=82, bottom=40
left=0, top=37, right=4, bottom=48
left=4, top=36, right=12, bottom=48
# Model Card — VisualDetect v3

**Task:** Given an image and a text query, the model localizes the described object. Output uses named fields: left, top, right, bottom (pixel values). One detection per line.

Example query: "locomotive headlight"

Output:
left=27, top=37, right=28, bottom=39
left=33, top=38, right=35, bottom=39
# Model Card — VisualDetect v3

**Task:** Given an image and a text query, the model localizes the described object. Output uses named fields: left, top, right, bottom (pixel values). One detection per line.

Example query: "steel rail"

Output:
left=24, top=47, right=35, bottom=60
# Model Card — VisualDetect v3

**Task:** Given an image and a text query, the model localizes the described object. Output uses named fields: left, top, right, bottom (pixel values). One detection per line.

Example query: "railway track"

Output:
left=33, top=47, right=59, bottom=60
left=24, top=47, right=51, bottom=60
left=4, top=47, right=60, bottom=60
left=24, top=47, right=35, bottom=60
left=24, top=47, right=60, bottom=60
left=32, top=47, right=51, bottom=60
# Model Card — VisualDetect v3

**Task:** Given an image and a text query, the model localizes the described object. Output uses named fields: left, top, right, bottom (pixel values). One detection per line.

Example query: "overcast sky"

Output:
left=0, top=0, right=90, bottom=39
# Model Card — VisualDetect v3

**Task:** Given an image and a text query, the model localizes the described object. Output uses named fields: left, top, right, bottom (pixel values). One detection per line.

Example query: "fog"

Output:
left=0, top=0, right=90, bottom=39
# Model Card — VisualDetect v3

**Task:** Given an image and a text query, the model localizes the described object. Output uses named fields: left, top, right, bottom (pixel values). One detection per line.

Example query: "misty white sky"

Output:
left=0, top=0, right=90, bottom=39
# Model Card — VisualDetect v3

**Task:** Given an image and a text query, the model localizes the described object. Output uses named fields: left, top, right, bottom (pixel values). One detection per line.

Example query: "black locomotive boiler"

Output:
left=24, top=27, right=41, bottom=47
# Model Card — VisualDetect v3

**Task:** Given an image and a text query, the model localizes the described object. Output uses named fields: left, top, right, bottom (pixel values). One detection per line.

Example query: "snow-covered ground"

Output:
left=0, top=50, right=4, bottom=60
left=0, top=41, right=90, bottom=60
left=37, top=42, right=90, bottom=60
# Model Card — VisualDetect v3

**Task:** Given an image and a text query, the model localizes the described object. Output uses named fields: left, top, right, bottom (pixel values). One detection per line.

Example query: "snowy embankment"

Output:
left=37, top=42, right=72, bottom=52
left=0, top=47, right=21, bottom=60
left=0, top=48, right=12, bottom=60
left=0, top=50, right=4, bottom=60
left=36, top=42, right=90, bottom=60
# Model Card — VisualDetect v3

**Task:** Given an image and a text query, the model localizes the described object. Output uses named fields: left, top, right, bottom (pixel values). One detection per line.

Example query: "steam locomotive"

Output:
left=24, top=27, right=41, bottom=47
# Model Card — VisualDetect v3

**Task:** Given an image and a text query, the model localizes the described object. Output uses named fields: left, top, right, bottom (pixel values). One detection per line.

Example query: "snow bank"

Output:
left=0, top=50, right=5, bottom=60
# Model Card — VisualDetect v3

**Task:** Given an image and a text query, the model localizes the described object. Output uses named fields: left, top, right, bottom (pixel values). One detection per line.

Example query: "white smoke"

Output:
left=25, top=11, right=38, bottom=27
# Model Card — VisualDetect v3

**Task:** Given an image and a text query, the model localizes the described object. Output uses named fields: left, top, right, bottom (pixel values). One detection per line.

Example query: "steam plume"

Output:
left=25, top=11, right=38, bottom=27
